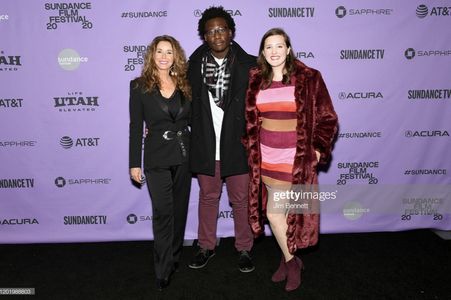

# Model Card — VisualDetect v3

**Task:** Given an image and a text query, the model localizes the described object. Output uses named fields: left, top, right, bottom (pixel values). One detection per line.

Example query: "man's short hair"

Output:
left=197, top=6, right=236, bottom=40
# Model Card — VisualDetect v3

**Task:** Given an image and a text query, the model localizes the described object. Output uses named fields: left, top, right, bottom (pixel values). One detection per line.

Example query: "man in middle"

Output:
left=187, top=6, right=256, bottom=273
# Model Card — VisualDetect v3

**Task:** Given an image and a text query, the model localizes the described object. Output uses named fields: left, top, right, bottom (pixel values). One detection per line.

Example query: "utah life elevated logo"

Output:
left=60, top=136, right=100, bottom=149
left=53, top=92, right=99, bottom=112
left=0, top=50, right=22, bottom=72
left=45, top=2, right=93, bottom=29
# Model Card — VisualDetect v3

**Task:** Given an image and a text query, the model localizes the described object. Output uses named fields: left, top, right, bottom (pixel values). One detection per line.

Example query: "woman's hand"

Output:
left=130, top=167, right=142, bottom=183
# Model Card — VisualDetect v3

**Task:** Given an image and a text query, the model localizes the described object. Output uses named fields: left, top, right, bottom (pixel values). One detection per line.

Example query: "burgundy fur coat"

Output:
left=242, top=60, right=338, bottom=254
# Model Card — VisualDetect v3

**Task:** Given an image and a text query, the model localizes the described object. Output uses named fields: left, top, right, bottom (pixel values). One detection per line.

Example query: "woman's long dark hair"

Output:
left=257, top=28, right=296, bottom=89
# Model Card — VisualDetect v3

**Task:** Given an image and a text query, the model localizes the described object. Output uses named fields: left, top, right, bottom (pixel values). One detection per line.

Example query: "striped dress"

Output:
left=256, top=81, right=297, bottom=186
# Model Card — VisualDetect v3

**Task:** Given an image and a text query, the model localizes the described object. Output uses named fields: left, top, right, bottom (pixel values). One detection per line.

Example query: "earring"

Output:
left=169, top=65, right=177, bottom=76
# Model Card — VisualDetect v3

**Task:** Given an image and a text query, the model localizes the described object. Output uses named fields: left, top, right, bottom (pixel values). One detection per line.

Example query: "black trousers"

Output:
left=144, top=161, right=191, bottom=279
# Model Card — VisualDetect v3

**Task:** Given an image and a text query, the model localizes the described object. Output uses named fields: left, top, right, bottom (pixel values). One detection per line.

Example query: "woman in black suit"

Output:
left=129, top=35, right=191, bottom=291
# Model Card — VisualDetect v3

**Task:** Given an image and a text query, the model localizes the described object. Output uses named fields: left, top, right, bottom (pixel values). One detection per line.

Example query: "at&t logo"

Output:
left=415, top=4, right=451, bottom=18
left=59, top=136, right=100, bottom=149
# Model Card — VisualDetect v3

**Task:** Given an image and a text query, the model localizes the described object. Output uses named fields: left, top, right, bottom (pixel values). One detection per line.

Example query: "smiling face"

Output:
left=204, top=17, right=232, bottom=59
left=154, top=41, right=174, bottom=72
left=262, top=34, right=290, bottom=70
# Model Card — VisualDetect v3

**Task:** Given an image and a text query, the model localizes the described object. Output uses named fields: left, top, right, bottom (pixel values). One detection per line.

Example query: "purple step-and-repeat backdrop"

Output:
left=1, top=0, right=450, bottom=243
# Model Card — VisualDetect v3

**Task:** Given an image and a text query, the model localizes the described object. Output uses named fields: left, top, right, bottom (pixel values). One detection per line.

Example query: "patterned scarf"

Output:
left=201, top=50, right=233, bottom=110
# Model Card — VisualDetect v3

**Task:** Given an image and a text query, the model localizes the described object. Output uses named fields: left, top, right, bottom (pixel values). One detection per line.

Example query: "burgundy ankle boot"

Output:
left=271, top=256, right=287, bottom=282
left=285, top=256, right=303, bottom=292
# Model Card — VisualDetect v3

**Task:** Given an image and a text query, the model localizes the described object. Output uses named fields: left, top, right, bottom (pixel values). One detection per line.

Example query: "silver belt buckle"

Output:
left=162, top=131, right=173, bottom=140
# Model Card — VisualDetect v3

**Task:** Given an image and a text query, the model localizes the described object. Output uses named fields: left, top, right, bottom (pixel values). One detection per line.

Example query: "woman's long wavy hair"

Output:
left=257, top=28, right=296, bottom=90
left=138, top=35, right=191, bottom=100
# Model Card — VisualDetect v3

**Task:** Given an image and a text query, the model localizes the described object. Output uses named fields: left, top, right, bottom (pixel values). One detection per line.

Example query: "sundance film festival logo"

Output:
left=53, top=92, right=99, bottom=112
left=339, top=91, right=383, bottom=100
left=335, top=6, right=393, bottom=18
left=340, top=49, right=385, bottom=60
left=268, top=7, right=314, bottom=18
left=59, top=136, right=100, bottom=149
left=58, top=48, right=88, bottom=71
left=416, top=4, right=451, bottom=18
left=55, top=176, right=111, bottom=188
left=405, top=130, right=449, bottom=138
left=127, top=213, right=152, bottom=224
left=408, top=89, right=451, bottom=100
left=123, top=45, right=149, bottom=72
left=402, top=198, right=443, bottom=218
left=337, top=161, right=379, bottom=185
left=44, top=2, right=93, bottom=30
left=0, top=50, right=22, bottom=71
left=194, top=9, right=242, bottom=17
left=404, top=48, right=451, bottom=60
left=0, top=14, right=9, bottom=21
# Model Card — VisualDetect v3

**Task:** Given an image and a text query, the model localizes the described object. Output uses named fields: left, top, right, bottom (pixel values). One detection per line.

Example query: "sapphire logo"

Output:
left=335, top=6, right=346, bottom=18
left=55, top=177, right=66, bottom=187
left=404, top=48, right=415, bottom=59
left=127, top=214, right=138, bottom=224
left=416, top=5, right=428, bottom=18
left=60, top=136, right=74, bottom=149
left=127, top=214, right=152, bottom=224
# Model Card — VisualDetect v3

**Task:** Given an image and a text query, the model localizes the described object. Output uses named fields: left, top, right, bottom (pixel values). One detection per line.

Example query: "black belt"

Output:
left=161, top=127, right=189, bottom=157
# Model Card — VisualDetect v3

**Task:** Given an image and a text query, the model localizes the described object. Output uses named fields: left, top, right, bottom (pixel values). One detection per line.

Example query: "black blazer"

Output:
left=188, top=42, right=256, bottom=177
left=129, top=79, right=191, bottom=169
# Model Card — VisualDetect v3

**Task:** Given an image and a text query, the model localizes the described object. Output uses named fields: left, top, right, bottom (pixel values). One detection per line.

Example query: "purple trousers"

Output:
left=197, top=161, right=254, bottom=251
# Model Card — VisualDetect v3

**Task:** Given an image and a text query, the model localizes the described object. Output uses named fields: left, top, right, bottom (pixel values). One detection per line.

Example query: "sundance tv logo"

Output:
left=59, top=136, right=100, bottom=149
left=53, top=92, right=99, bottom=112
left=404, top=48, right=451, bottom=60
left=335, top=6, right=393, bottom=18
left=416, top=4, right=451, bottom=18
